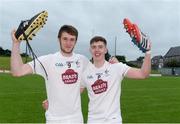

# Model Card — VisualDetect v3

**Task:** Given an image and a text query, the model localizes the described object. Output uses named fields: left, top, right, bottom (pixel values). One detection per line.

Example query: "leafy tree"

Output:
left=137, top=56, right=144, bottom=62
left=115, top=55, right=126, bottom=63
left=0, top=47, right=11, bottom=56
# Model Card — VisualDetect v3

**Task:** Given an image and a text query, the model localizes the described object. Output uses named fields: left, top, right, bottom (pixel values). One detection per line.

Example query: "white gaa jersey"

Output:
left=28, top=52, right=89, bottom=121
left=82, top=61, right=130, bottom=123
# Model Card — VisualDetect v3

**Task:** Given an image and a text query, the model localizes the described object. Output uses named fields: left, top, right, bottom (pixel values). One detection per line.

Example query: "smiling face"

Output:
left=90, top=40, right=107, bottom=62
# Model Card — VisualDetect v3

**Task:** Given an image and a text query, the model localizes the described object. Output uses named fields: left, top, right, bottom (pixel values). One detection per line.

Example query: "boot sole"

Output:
left=18, top=11, right=48, bottom=41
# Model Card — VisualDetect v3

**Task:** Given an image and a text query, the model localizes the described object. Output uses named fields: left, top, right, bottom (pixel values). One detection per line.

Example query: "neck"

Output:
left=60, top=51, right=73, bottom=57
left=93, top=59, right=105, bottom=68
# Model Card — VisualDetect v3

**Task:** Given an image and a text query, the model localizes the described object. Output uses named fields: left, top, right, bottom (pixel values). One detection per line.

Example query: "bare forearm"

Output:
left=126, top=52, right=151, bottom=79
left=11, top=42, right=24, bottom=75
left=140, top=52, right=151, bottom=78
left=10, top=29, right=32, bottom=76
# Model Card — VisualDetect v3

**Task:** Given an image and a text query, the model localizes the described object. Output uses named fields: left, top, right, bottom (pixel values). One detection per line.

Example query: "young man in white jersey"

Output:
left=42, top=35, right=151, bottom=123
left=81, top=35, right=151, bottom=123
left=11, top=25, right=89, bottom=123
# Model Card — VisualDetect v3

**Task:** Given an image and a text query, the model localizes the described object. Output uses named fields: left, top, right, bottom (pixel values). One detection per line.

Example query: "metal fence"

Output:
left=159, top=67, right=180, bottom=76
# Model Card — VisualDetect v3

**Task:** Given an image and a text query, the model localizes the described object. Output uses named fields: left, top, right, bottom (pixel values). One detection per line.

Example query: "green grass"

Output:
left=0, top=73, right=46, bottom=123
left=0, top=57, right=11, bottom=70
left=81, top=89, right=89, bottom=122
left=121, top=76, right=180, bottom=123
left=0, top=74, right=180, bottom=123
left=0, top=56, right=32, bottom=70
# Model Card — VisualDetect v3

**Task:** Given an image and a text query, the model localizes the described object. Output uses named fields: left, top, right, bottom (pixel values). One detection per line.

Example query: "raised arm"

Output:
left=11, top=29, right=33, bottom=77
left=125, top=51, right=151, bottom=79
left=123, top=18, right=151, bottom=79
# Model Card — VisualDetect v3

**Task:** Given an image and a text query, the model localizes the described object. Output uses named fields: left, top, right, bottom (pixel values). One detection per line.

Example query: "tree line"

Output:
left=0, top=47, right=28, bottom=57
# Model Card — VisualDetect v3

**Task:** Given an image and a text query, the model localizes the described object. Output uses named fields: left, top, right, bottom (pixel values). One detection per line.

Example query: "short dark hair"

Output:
left=90, top=36, right=107, bottom=46
left=58, top=25, right=78, bottom=40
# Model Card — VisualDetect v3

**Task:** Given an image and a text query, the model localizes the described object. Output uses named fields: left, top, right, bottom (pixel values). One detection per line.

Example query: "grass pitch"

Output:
left=0, top=73, right=46, bottom=122
left=0, top=57, right=11, bottom=70
left=0, top=73, right=180, bottom=123
left=0, top=56, right=32, bottom=70
left=121, top=76, right=180, bottom=123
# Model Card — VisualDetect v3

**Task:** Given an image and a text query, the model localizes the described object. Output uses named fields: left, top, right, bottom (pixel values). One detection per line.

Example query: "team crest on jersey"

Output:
left=104, top=69, right=110, bottom=77
left=91, top=79, right=108, bottom=94
left=62, top=69, right=78, bottom=84
left=75, top=60, right=80, bottom=68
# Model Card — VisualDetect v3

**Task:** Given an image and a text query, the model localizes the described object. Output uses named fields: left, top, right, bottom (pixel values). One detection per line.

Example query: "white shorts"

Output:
left=88, top=117, right=122, bottom=124
left=46, top=110, right=83, bottom=124
left=46, top=116, right=83, bottom=124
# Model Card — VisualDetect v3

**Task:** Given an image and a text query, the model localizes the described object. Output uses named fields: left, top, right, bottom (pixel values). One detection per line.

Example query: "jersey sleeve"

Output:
left=81, top=55, right=90, bottom=72
left=27, top=54, right=50, bottom=79
left=80, top=74, right=87, bottom=88
left=80, top=55, right=90, bottom=88
left=116, top=62, right=131, bottom=77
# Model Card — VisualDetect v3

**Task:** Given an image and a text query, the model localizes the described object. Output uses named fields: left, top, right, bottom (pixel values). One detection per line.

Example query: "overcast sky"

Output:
left=0, top=0, right=180, bottom=60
